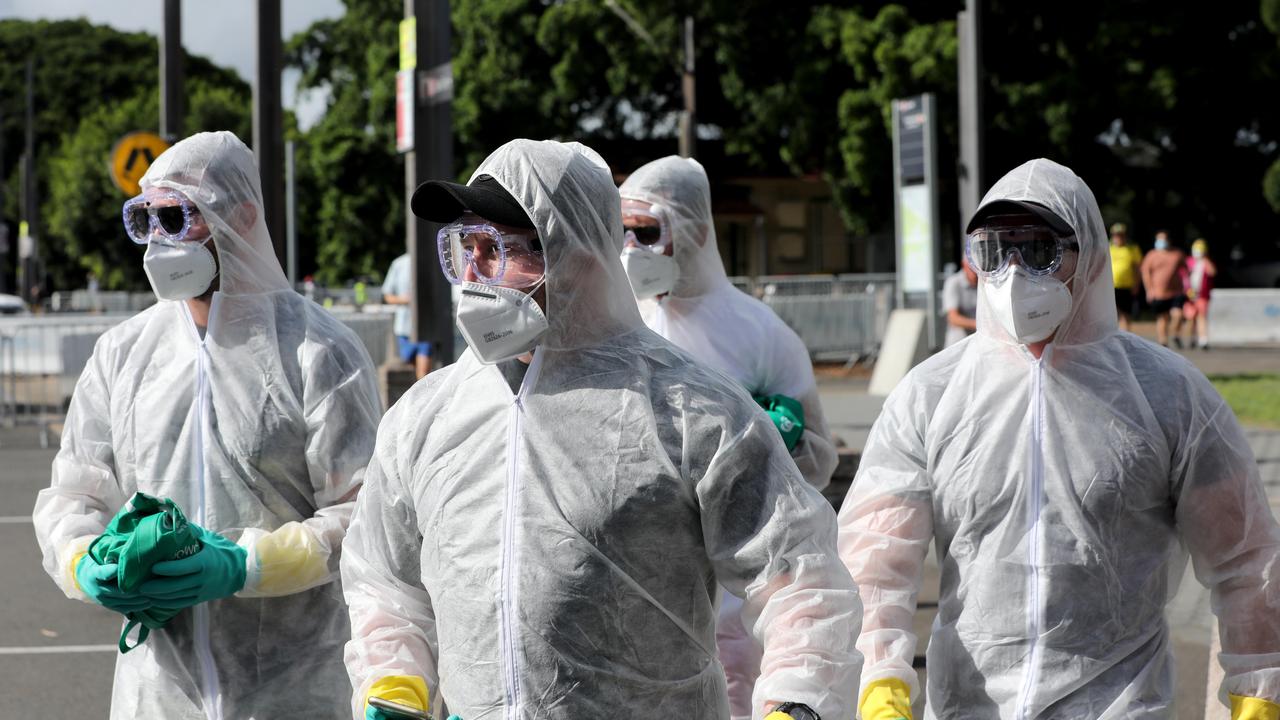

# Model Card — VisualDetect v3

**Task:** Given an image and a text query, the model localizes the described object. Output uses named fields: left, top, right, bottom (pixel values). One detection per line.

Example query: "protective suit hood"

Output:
left=972, top=158, right=1117, bottom=347
left=619, top=155, right=729, bottom=298
left=141, top=131, right=290, bottom=297
left=471, top=139, right=643, bottom=351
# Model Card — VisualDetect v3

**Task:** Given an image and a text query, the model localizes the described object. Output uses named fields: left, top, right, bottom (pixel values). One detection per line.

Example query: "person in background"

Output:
left=1139, top=229, right=1186, bottom=347
left=1176, top=237, right=1217, bottom=350
left=941, top=256, right=979, bottom=347
left=382, top=253, right=432, bottom=379
left=1108, top=222, right=1142, bottom=331
left=617, top=155, right=840, bottom=719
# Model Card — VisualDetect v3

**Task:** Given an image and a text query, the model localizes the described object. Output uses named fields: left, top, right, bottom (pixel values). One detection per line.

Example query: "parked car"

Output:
left=0, top=293, right=28, bottom=314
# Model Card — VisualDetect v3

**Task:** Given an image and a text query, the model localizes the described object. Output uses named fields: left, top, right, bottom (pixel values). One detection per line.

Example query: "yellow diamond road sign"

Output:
left=110, top=131, right=171, bottom=197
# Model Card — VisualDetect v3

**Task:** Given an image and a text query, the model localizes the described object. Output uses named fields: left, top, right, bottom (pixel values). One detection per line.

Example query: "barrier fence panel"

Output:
left=728, top=274, right=900, bottom=361
left=326, top=312, right=395, bottom=368
left=0, top=315, right=125, bottom=447
left=5, top=276, right=901, bottom=445
left=0, top=310, right=393, bottom=448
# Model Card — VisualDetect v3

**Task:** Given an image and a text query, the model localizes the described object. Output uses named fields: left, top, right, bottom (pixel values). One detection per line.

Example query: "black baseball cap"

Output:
left=410, top=175, right=535, bottom=229
left=966, top=199, right=1074, bottom=237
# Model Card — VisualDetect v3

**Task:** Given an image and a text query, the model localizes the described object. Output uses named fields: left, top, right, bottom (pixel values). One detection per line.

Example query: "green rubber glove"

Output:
left=753, top=393, right=805, bottom=451
left=137, top=525, right=247, bottom=608
left=74, top=553, right=153, bottom=614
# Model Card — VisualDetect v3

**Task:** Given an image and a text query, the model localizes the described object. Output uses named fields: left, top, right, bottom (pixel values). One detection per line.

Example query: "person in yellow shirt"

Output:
left=1108, top=222, right=1143, bottom=331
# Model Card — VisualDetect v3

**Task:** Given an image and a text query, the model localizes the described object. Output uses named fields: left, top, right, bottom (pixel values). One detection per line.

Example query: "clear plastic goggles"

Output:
left=437, top=218, right=544, bottom=288
left=122, top=190, right=204, bottom=245
left=965, top=219, right=1079, bottom=277
left=621, top=202, right=670, bottom=253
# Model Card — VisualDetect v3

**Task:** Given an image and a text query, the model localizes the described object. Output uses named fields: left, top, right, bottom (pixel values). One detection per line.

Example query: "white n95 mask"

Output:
left=455, top=279, right=549, bottom=364
left=982, top=265, right=1072, bottom=344
left=620, top=247, right=676, bottom=299
left=143, top=239, right=218, bottom=301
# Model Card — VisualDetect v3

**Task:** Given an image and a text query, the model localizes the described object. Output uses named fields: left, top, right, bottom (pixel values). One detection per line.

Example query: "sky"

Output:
left=0, top=0, right=347, bottom=128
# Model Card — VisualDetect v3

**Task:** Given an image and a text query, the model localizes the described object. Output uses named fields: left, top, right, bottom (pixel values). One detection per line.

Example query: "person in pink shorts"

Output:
left=1177, top=238, right=1217, bottom=350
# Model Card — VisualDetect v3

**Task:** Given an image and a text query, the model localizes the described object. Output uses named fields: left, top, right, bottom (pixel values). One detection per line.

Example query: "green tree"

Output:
left=44, top=81, right=251, bottom=291
left=0, top=18, right=249, bottom=291
left=287, top=1, right=958, bottom=280
left=287, top=1, right=1280, bottom=281
left=978, top=1, right=1280, bottom=261
left=286, top=0, right=405, bottom=286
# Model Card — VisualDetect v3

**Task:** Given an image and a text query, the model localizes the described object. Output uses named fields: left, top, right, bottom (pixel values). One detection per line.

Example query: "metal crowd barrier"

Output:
left=0, top=315, right=125, bottom=447
left=47, top=290, right=157, bottom=314
left=0, top=310, right=393, bottom=448
left=728, top=274, right=899, bottom=362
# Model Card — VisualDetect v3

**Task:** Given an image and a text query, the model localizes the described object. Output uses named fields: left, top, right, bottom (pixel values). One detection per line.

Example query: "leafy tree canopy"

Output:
left=0, top=18, right=249, bottom=291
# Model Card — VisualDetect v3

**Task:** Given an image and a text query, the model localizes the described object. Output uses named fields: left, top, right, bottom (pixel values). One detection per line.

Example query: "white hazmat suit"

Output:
left=619, top=156, right=839, bottom=719
left=33, top=131, right=383, bottom=720
left=341, top=139, right=863, bottom=720
left=839, top=158, right=1280, bottom=718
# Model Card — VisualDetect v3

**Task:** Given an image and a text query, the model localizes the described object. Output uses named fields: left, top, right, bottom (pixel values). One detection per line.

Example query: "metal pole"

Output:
left=160, top=0, right=184, bottom=141
left=23, top=59, right=38, bottom=304
left=285, top=140, right=297, bottom=288
left=406, top=0, right=455, bottom=360
left=923, top=93, right=941, bottom=351
left=891, top=101, right=904, bottom=311
left=679, top=16, right=696, bottom=159
left=24, top=59, right=36, bottom=245
left=0, top=106, right=8, bottom=295
left=957, top=0, right=985, bottom=228
left=254, top=0, right=286, bottom=265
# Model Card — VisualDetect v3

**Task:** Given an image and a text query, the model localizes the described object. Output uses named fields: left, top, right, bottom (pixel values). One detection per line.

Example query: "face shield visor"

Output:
left=965, top=216, right=1080, bottom=279
left=437, top=214, right=545, bottom=289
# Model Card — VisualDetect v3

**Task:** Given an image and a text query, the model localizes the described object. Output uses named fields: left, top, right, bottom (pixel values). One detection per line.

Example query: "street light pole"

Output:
left=679, top=16, right=696, bottom=159
left=254, top=0, right=286, bottom=266
left=957, top=0, right=986, bottom=228
left=160, top=0, right=184, bottom=141
left=404, top=0, right=455, bottom=362
left=604, top=2, right=696, bottom=158
left=0, top=106, right=8, bottom=295
left=21, top=58, right=40, bottom=305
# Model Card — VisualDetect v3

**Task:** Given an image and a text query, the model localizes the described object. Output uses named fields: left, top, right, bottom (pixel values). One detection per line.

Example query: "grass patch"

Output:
left=1208, top=374, right=1280, bottom=429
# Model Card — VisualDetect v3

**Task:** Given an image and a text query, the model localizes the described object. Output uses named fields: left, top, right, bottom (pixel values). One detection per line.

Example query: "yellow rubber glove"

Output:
left=237, top=522, right=332, bottom=597
left=860, top=677, right=913, bottom=720
left=764, top=713, right=792, bottom=720
left=366, top=675, right=429, bottom=719
left=59, top=535, right=97, bottom=600
left=1231, top=694, right=1280, bottom=720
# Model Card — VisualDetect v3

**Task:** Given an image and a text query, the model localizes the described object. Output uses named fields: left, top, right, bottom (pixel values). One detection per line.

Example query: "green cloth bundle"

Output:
left=88, top=492, right=203, bottom=652
left=753, top=394, right=806, bottom=451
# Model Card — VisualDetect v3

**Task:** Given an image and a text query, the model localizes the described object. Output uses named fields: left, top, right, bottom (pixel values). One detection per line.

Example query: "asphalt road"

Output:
left=0, top=426, right=116, bottom=720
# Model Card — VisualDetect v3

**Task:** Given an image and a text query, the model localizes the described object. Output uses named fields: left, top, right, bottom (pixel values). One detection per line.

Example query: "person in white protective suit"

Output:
left=617, top=156, right=839, bottom=720
left=32, top=131, right=382, bottom=720
left=840, top=158, right=1280, bottom=720
left=341, top=139, right=863, bottom=720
